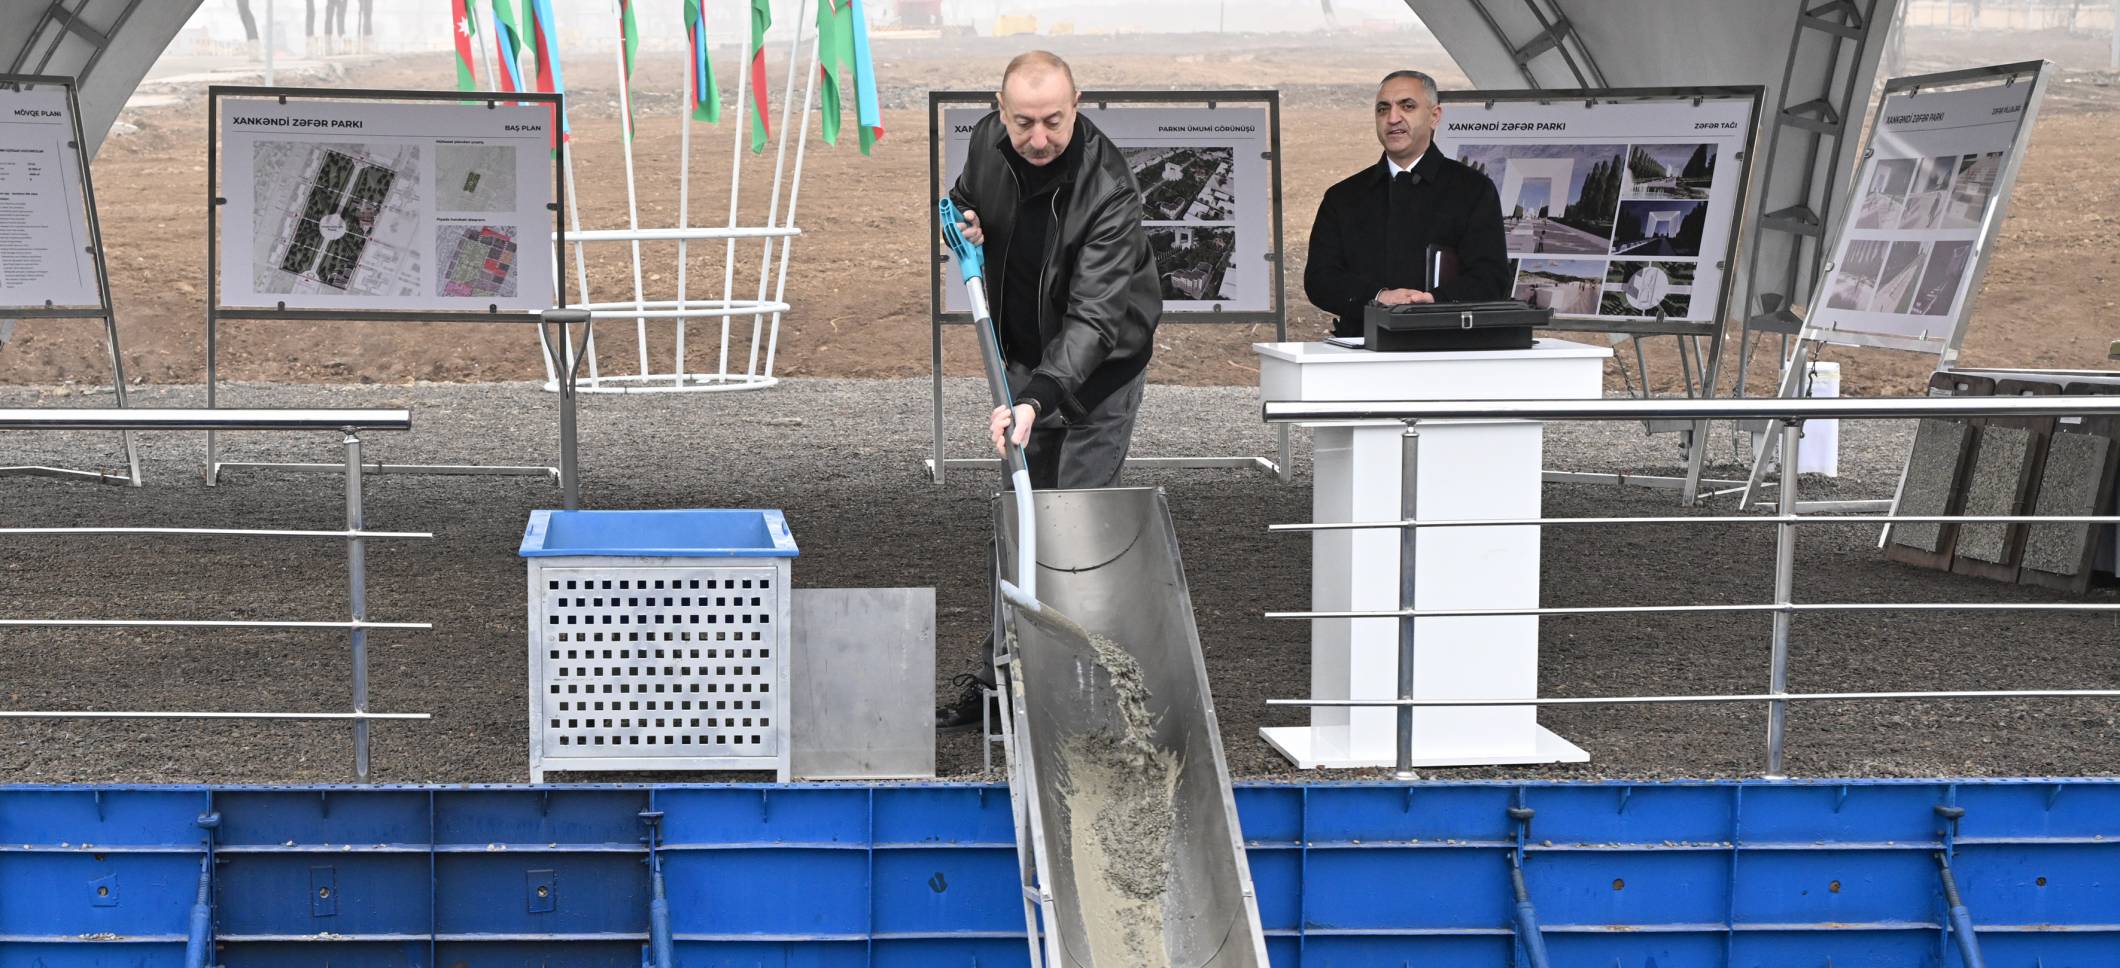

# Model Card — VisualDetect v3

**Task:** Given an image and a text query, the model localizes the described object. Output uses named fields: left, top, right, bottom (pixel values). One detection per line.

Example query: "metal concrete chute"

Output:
left=994, top=486, right=1268, bottom=968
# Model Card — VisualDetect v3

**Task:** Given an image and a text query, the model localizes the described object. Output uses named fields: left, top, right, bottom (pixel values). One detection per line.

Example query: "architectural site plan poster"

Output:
left=1807, top=79, right=2037, bottom=345
left=217, top=97, right=554, bottom=312
left=939, top=102, right=1274, bottom=315
left=0, top=85, right=100, bottom=308
left=1435, top=93, right=1755, bottom=328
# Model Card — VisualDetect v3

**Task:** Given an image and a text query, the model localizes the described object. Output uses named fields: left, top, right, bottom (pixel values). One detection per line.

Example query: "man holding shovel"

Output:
left=936, top=50, right=1162, bottom=729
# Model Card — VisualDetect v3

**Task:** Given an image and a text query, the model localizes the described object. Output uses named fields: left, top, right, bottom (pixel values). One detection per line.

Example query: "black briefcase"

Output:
left=1362, top=299, right=1549, bottom=352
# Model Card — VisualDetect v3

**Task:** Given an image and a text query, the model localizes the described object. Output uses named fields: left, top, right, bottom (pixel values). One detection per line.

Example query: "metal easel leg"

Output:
left=1738, top=338, right=1812, bottom=508
left=542, top=310, right=593, bottom=510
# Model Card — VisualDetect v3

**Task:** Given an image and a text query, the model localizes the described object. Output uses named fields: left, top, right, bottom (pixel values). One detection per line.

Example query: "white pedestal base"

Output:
left=1254, top=339, right=1612, bottom=770
left=1260, top=724, right=1590, bottom=770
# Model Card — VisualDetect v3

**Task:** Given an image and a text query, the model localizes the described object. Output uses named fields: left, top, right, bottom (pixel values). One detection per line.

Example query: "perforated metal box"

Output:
left=520, top=509, right=797, bottom=782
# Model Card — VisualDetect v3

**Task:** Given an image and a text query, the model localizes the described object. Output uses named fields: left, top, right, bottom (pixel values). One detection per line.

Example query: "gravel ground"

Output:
left=2, top=378, right=2116, bottom=784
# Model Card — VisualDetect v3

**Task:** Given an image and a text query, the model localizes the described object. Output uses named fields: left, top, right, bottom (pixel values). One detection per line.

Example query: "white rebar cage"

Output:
left=533, top=0, right=826, bottom=395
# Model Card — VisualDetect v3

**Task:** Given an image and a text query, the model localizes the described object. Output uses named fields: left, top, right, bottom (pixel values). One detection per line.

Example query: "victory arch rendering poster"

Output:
left=1807, top=78, right=2038, bottom=345
left=1435, top=93, right=1755, bottom=328
left=217, top=97, right=554, bottom=312
left=0, top=85, right=100, bottom=308
left=939, top=103, right=1274, bottom=315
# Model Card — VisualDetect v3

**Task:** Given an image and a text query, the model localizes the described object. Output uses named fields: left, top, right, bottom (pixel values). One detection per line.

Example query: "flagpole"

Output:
left=674, top=10, right=698, bottom=389
left=764, top=16, right=821, bottom=379
left=562, top=141, right=600, bottom=384
left=538, top=1, right=599, bottom=386
left=486, top=18, right=562, bottom=391
left=611, top=0, right=650, bottom=379
left=747, top=0, right=808, bottom=380
left=475, top=4, right=499, bottom=95
left=719, top=1, right=757, bottom=383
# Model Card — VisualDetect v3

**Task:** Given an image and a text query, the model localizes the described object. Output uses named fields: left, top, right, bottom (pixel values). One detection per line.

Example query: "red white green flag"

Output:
left=617, top=0, right=640, bottom=140
left=847, top=0, right=883, bottom=153
left=816, top=0, right=883, bottom=154
left=747, top=0, right=773, bottom=153
left=490, top=0, right=526, bottom=94
left=816, top=0, right=847, bottom=144
left=452, top=0, right=481, bottom=92
left=685, top=0, right=721, bottom=123
left=524, top=0, right=569, bottom=151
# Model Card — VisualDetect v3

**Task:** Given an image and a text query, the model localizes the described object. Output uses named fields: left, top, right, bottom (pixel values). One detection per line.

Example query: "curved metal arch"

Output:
left=3, top=0, right=204, bottom=156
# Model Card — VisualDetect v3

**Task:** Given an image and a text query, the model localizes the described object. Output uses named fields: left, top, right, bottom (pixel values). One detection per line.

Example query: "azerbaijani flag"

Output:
left=847, top=0, right=883, bottom=153
left=684, top=0, right=721, bottom=123
left=816, top=0, right=848, bottom=143
left=617, top=0, right=640, bottom=139
left=490, top=0, right=526, bottom=95
left=453, top=0, right=480, bottom=92
left=747, top=0, right=772, bottom=153
left=817, top=0, right=882, bottom=154
left=525, top=0, right=569, bottom=149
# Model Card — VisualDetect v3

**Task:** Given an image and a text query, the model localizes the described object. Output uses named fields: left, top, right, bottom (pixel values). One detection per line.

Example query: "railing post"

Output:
left=1396, top=424, right=1420, bottom=780
left=344, top=430, right=370, bottom=781
left=1767, top=417, right=1801, bottom=777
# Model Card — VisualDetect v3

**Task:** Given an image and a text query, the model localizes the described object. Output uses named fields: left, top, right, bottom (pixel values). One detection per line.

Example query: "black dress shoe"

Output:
left=935, top=671, right=993, bottom=732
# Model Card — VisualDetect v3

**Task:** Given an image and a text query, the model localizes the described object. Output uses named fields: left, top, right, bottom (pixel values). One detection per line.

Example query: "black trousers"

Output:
left=1005, top=363, right=1144, bottom=491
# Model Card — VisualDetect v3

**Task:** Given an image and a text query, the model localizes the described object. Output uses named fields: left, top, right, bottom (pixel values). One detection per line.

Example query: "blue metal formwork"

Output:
left=2, top=779, right=2116, bottom=967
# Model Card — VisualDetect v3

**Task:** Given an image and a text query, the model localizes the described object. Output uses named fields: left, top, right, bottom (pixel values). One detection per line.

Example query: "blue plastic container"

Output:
left=519, top=508, right=799, bottom=559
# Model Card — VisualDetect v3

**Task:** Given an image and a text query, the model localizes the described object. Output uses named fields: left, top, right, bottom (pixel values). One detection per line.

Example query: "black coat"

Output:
left=1304, top=143, right=1512, bottom=337
left=948, top=112, right=1161, bottom=420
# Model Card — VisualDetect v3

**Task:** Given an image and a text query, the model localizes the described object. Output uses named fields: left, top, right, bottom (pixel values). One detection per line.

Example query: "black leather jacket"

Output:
left=949, top=112, right=1159, bottom=419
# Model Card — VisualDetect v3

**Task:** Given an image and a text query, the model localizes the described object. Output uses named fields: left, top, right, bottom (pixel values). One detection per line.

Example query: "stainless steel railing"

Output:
left=1263, top=395, right=2120, bottom=778
left=1, top=408, right=431, bottom=780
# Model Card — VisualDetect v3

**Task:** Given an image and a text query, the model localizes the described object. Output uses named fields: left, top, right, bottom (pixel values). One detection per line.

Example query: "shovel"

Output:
left=937, top=196, right=1094, bottom=646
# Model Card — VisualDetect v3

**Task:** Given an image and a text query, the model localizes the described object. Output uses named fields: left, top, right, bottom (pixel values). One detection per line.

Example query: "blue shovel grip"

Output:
left=938, top=196, right=985, bottom=282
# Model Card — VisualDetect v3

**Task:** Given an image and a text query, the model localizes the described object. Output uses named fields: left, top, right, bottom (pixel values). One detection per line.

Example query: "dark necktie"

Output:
left=1384, top=169, right=1420, bottom=289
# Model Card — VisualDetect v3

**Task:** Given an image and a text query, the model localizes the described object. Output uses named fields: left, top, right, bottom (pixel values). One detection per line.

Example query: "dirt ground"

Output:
left=5, top=26, right=2117, bottom=398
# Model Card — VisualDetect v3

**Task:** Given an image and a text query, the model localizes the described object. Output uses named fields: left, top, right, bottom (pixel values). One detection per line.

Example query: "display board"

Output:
left=1804, top=66, right=2045, bottom=351
left=932, top=92, right=1281, bottom=318
left=1435, top=87, right=1762, bottom=336
left=216, top=96, right=555, bottom=312
left=0, top=82, right=100, bottom=309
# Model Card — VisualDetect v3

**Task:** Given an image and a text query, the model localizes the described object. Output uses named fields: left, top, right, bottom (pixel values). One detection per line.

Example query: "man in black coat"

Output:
left=935, top=51, right=1163, bottom=731
left=1304, top=70, right=1512, bottom=337
left=945, top=50, right=1162, bottom=489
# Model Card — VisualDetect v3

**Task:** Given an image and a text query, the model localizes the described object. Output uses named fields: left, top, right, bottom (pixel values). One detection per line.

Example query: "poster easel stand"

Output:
left=1437, top=85, right=1767, bottom=506
left=1738, top=62, right=2051, bottom=513
left=0, top=74, right=141, bottom=486
left=202, top=86, right=581, bottom=508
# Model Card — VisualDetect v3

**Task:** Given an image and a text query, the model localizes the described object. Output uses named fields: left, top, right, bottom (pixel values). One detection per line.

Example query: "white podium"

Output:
left=1255, top=338, right=1611, bottom=769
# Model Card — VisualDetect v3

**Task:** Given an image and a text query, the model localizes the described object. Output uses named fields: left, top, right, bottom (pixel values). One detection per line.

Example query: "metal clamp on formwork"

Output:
left=640, top=809, right=673, bottom=968
left=1506, top=797, right=1553, bottom=968
left=1935, top=801, right=1987, bottom=968
left=183, top=810, right=220, bottom=968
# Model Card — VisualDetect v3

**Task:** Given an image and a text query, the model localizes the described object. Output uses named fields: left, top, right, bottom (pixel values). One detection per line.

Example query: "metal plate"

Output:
left=533, top=563, right=785, bottom=761
left=790, top=588, right=937, bottom=780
